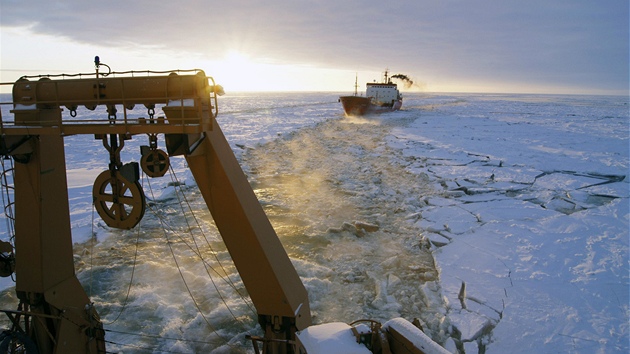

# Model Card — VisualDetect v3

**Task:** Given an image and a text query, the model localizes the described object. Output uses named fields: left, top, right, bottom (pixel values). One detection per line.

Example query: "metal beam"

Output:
left=185, top=118, right=312, bottom=334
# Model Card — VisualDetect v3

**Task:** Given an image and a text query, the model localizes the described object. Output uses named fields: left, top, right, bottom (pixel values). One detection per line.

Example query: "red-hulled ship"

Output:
left=340, top=70, right=403, bottom=116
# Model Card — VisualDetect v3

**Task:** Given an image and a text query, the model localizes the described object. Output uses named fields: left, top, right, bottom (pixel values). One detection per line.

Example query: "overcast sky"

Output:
left=1, top=0, right=628, bottom=94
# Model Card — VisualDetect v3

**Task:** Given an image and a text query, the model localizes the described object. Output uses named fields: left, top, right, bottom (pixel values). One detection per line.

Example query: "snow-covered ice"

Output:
left=392, top=94, right=628, bottom=353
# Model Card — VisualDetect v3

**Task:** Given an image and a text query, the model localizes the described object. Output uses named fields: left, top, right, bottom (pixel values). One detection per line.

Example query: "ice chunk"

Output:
left=296, top=322, right=371, bottom=354
left=384, top=317, right=451, bottom=354
left=449, top=310, right=492, bottom=342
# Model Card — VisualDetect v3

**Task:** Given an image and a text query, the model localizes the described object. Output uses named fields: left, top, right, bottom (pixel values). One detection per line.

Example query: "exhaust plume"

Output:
left=391, top=74, right=426, bottom=91
left=391, top=74, right=414, bottom=88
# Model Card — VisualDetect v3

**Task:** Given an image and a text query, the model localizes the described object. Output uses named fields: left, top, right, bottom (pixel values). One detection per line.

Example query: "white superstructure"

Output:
left=366, top=82, right=401, bottom=106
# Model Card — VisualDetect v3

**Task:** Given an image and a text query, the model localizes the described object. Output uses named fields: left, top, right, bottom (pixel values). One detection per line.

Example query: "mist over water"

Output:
left=243, top=115, right=443, bottom=328
left=65, top=184, right=260, bottom=353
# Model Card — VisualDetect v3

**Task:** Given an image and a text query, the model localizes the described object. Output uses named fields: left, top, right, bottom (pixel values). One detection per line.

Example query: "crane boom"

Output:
left=0, top=68, right=311, bottom=353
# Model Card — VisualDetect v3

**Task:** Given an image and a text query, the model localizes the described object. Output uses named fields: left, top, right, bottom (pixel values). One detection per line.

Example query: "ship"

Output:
left=0, top=58, right=449, bottom=354
left=340, top=70, right=403, bottom=116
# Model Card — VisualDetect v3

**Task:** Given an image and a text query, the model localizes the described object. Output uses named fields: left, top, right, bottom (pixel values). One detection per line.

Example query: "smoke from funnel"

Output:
left=391, top=74, right=414, bottom=89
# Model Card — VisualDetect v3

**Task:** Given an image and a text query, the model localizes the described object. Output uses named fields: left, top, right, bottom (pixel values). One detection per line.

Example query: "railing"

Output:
left=245, top=335, right=297, bottom=354
left=0, top=158, right=15, bottom=242
left=0, top=69, right=222, bottom=136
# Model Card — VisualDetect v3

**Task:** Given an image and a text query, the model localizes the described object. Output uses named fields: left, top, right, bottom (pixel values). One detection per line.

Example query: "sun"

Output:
left=207, top=51, right=292, bottom=92
left=190, top=51, right=358, bottom=93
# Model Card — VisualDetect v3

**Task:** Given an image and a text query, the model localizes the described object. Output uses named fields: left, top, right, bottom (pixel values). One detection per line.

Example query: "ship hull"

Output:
left=340, top=96, right=402, bottom=116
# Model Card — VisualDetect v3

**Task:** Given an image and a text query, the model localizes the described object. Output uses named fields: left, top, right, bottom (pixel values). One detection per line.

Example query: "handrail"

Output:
left=245, top=335, right=296, bottom=354
left=0, top=70, right=221, bottom=136
left=17, top=68, right=206, bottom=80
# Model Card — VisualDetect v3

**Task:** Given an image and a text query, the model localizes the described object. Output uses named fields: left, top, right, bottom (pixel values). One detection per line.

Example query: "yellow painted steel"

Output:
left=2, top=70, right=218, bottom=136
left=0, top=70, right=311, bottom=353
left=186, top=116, right=312, bottom=330
left=13, top=132, right=106, bottom=353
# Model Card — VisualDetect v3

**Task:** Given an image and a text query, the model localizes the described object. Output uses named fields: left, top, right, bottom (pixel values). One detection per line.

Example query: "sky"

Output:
left=0, top=0, right=628, bottom=94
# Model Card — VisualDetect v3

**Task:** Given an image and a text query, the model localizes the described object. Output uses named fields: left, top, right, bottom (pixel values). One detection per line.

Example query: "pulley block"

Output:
left=0, top=330, right=38, bottom=353
left=140, top=149, right=170, bottom=178
left=93, top=170, right=146, bottom=229
left=0, top=241, right=15, bottom=278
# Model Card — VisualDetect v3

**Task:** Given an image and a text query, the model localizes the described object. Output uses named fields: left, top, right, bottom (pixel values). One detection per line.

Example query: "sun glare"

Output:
left=0, top=26, right=360, bottom=94
left=208, top=52, right=293, bottom=92
left=199, top=51, right=356, bottom=93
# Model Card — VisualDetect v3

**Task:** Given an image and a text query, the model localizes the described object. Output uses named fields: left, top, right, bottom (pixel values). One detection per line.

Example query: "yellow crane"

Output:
left=0, top=59, right=446, bottom=354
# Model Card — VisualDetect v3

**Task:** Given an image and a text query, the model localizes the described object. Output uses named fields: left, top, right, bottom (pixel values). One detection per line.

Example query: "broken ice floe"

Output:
left=326, top=220, right=380, bottom=237
left=389, top=96, right=628, bottom=353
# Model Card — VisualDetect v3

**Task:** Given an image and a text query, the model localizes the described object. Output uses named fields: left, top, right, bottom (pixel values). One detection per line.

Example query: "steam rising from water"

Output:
left=243, top=115, right=445, bottom=330
left=0, top=99, right=445, bottom=352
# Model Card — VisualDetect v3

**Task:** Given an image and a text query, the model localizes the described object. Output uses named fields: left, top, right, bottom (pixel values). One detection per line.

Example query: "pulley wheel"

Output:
left=0, top=330, right=38, bottom=354
left=93, top=170, right=146, bottom=229
left=0, top=241, right=14, bottom=278
left=140, top=149, right=170, bottom=178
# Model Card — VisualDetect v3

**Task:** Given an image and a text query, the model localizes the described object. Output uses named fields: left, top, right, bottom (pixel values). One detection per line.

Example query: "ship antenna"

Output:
left=354, top=73, right=358, bottom=96
left=94, top=56, right=111, bottom=78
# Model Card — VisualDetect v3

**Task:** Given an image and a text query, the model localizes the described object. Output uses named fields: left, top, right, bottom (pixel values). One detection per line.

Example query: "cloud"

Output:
left=1, top=0, right=628, bottom=93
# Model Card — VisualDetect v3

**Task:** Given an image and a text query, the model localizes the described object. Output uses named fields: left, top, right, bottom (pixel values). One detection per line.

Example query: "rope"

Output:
left=101, top=210, right=142, bottom=326
left=86, top=157, right=260, bottom=351
left=18, top=68, right=205, bottom=80
left=104, top=328, right=231, bottom=347
left=143, top=200, right=246, bottom=302
left=103, top=328, right=251, bottom=353
left=144, top=173, right=238, bottom=350
left=165, top=165, right=256, bottom=316
left=159, top=176, right=242, bottom=322
left=103, top=339, right=190, bottom=354
left=142, top=165, right=256, bottom=316
left=157, top=207, right=232, bottom=347
left=103, top=338, right=248, bottom=354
